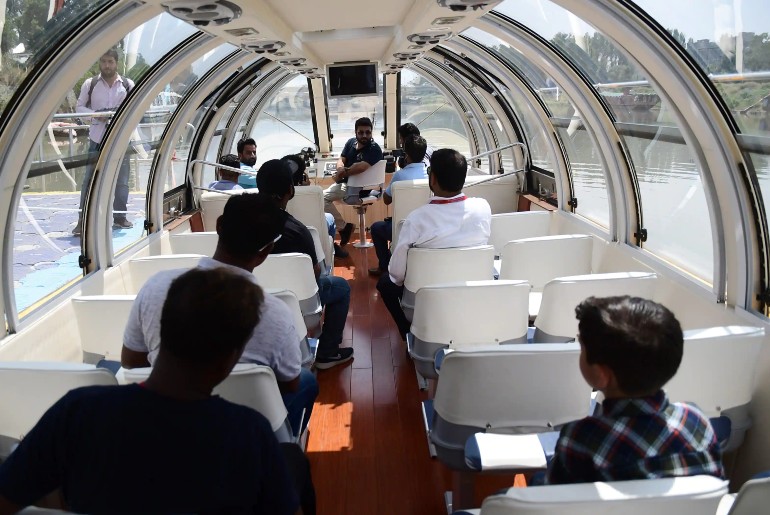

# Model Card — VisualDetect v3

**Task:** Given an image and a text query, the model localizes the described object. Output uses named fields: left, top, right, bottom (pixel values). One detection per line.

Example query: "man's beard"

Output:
left=356, top=136, right=370, bottom=146
left=242, top=157, right=256, bottom=167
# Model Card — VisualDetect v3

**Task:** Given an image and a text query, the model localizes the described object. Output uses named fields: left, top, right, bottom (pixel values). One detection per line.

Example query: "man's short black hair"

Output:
left=355, top=117, right=373, bottom=130
left=398, top=123, right=420, bottom=139
left=576, top=296, right=683, bottom=396
left=218, top=192, right=287, bottom=259
left=102, top=49, right=119, bottom=61
left=237, top=138, right=257, bottom=154
left=160, top=268, right=263, bottom=363
left=403, top=135, right=427, bottom=164
left=281, top=154, right=307, bottom=185
left=429, top=148, right=467, bottom=192
left=256, top=159, right=294, bottom=197
left=218, top=154, right=241, bottom=177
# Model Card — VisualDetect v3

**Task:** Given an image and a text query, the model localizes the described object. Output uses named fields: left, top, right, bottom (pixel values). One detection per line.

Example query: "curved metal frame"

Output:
left=0, top=1, right=160, bottom=332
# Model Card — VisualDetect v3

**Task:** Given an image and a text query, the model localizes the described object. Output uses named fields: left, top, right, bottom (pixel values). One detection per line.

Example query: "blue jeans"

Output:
left=370, top=219, right=392, bottom=271
left=317, top=275, right=350, bottom=356
left=281, top=368, right=319, bottom=437
left=78, top=140, right=131, bottom=223
left=325, top=213, right=336, bottom=239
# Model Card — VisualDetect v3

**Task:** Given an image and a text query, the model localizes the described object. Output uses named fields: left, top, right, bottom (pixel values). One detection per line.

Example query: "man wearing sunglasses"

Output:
left=121, top=193, right=317, bottom=437
left=323, top=117, right=383, bottom=257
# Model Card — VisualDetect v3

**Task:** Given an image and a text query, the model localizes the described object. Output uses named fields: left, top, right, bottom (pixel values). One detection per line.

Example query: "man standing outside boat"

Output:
left=73, top=48, right=134, bottom=235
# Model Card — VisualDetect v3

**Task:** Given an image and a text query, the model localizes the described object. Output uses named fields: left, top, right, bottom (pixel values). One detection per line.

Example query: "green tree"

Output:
left=744, top=32, right=770, bottom=72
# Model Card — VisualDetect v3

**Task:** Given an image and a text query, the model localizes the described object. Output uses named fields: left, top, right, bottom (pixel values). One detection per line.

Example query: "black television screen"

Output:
left=326, top=62, right=379, bottom=98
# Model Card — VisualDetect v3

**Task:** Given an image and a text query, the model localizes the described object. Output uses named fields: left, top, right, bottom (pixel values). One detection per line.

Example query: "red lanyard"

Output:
left=430, top=195, right=467, bottom=205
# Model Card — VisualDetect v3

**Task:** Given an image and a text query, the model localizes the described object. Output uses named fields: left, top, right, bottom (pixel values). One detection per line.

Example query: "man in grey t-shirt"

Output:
left=122, top=193, right=318, bottom=437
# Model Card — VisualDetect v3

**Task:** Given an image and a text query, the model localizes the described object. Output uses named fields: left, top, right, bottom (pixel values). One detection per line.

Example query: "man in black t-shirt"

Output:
left=0, top=269, right=313, bottom=515
left=259, top=159, right=354, bottom=370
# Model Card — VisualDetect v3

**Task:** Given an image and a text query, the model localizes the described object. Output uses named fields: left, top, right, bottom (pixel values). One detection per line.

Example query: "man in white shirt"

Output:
left=368, top=135, right=429, bottom=275
left=122, top=193, right=318, bottom=437
left=73, top=49, right=135, bottom=235
left=208, top=154, right=244, bottom=191
left=376, top=149, right=491, bottom=339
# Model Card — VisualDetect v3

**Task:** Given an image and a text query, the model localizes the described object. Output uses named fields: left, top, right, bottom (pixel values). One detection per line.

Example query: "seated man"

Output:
left=122, top=193, right=318, bottom=437
left=208, top=153, right=243, bottom=191
left=396, top=122, right=433, bottom=169
left=237, top=137, right=258, bottom=189
left=0, top=268, right=312, bottom=514
left=324, top=117, right=383, bottom=258
left=258, top=159, right=354, bottom=369
left=282, top=153, right=336, bottom=242
left=545, top=295, right=724, bottom=484
left=368, top=135, right=429, bottom=276
left=376, top=148, right=491, bottom=339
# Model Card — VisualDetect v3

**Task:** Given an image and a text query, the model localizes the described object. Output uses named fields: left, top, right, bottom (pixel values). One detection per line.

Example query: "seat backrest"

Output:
left=404, top=245, right=495, bottom=294
left=489, top=211, right=552, bottom=256
left=0, top=362, right=118, bottom=440
left=433, top=344, right=591, bottom=430
left=725, top=476, right=770, bottom=515
left=411, top=280, right=530, bottom=346
left=464, top=173, right=519, bottom=214
left=287, top=185, right=332, bottom=265
left=128, top=254, right=204, bottom=293
left=169, top=232, right=218, bottom=256
left=252, top=253, right=318, bottom=301
left=392, top=179, right=431, bottom=246
left=499, top=234, right=593, bottom=291
left=123, top=364, right=289, bottom=433
left=667, top=326, right=765, bottom=417
left=478, top=475, right=728, bottom=515
left=347, top=159, right=387, bottom=188
left=534, top=272, right=657, bottom=342
left=72, top=295, right=136, bottom=360
left=305, top=225, right=326, bottom=267
left=200, top=190, right=238, bottom=231
left=267, top=289, right=313, bottom=367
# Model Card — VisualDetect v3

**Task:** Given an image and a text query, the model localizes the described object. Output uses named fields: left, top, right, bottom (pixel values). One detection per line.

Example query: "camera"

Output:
left=298, top=146, right=316, bottom=167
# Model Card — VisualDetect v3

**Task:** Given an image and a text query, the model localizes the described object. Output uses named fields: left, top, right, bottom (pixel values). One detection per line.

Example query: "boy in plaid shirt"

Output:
left=546, top=296, right=724, bottom=484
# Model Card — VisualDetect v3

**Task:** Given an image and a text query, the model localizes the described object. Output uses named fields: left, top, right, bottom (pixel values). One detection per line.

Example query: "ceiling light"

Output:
left=161, top=0, right=241, bottom=26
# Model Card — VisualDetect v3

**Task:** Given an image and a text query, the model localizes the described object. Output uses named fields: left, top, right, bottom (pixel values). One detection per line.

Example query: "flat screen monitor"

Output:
left=326, top=62, right=379, bottom=98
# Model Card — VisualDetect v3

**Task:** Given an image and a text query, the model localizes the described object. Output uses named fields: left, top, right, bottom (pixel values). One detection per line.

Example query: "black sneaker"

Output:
left=334, top=243, right=349, bottom=259
left=339, top=222, right=354, bottom=246
left=315, top=347, right=354, bottom=370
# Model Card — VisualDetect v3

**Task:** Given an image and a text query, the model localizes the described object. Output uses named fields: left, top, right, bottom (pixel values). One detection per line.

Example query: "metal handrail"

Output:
left=187, top=158, right=257, bottom=178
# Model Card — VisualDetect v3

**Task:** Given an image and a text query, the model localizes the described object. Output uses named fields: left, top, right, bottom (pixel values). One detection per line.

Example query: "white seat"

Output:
left=461, top=475, right=728, bottom=515
left=200, top=190, right=243, bottom=232
left=127, top=254, right=204, bottom=293
left=533, top=272, right=657, bottom=342
left=72, top=295, right=136, bottom=362
left=252, top=253, right=322, bottom=335
left=463, top=173, right=519, bottom=214
left=305, top=225, right=330, bottom=276
left=499, top=234, right=593, bottom=318
left=402, top=245, right=495, bottom=322
left=718, top=475, right=770, bottom=515
left=666, top=325, right=765, bottom=451
left=407, top=280, right=530, bottom=388
left=0, top=362, right=117, bottom=457
left=287, top=185, right=333, bottom=266
left=489, top=211, right=552, bottom=257
left=268, top=288, right=317, bottom=368
left=169, top=232, right=218, bottom=256
left=391, top=178, right=431, bottom=250
left=123, top=363, right=296, bottom=443
left=344, top=159, right=388, bottom=248
left=427, top=344, right=591, bottom=508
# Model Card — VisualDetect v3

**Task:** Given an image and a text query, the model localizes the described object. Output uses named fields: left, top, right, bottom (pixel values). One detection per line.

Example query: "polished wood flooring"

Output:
left=306, top=238, right=524, bottom=515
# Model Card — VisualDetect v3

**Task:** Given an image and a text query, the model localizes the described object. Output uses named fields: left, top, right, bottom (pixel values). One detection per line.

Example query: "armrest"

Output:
left=464, top=432, right=559, bottom=472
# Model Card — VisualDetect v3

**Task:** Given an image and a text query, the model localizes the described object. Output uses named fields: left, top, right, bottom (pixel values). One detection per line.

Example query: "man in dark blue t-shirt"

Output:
left=0, top=268, right=313, bottom=515
left=323, top=117, right=383, bottom=257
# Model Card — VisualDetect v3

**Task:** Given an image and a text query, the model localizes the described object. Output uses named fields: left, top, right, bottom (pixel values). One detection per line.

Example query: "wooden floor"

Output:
left=306, top=237, right=524, bottom=515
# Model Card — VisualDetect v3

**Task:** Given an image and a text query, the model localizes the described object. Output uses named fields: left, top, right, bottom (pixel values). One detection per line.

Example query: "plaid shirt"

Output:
left=545, top=390, right=724, bottom=484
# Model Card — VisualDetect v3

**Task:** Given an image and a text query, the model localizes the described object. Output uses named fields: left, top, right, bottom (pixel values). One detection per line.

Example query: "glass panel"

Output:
left=498, top=85, right=557, bottom=172
left=13, top=13, right=197, bottom=315
left=400, top=69, right=471, bottom=158
left=0, top=0, right=112, bottom=114
left=328, top=76, right=384, bottom=152
left=250, top=75, right=315, bottom=166
left=635, top=0, right=770, bottom=135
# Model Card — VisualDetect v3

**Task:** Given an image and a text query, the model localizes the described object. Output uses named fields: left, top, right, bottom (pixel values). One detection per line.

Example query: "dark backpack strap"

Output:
left=85, top=75, right=100, bottom=109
